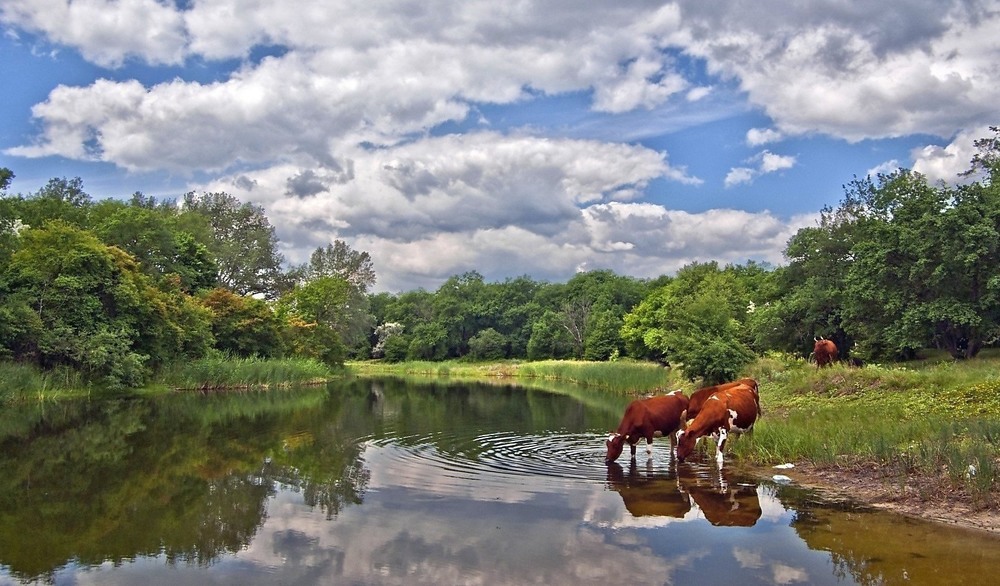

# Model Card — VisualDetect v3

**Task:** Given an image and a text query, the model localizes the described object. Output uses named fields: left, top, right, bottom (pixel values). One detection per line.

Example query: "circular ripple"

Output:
left=361, top=431, right=680, bottom=496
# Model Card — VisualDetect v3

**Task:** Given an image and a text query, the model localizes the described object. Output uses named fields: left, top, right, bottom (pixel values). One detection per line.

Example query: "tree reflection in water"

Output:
left=0, top=382, right=375, bottom=582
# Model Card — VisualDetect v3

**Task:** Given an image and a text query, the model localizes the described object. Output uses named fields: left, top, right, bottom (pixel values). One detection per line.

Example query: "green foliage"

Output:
left=407, top=322, right=449, bottom=361
left=200, top=288, right=283, bottom=358
left=468, top=327, right=508, bottom=360
left=182, top=191, right=285, bottom=299
left=3, top=222, right=155, bottom=388
left=527, top=309, right=575, bottom=360
left=621, top=262, right=758, bottom=382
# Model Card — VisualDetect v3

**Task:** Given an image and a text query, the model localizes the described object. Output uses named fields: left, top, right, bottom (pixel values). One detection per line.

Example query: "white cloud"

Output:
left=911, top=125, right=993, bottom=183
left=190, top=133, right=807, bottom=292
left=686, top=86, right=713, bottom=102
left=0, top=0, right=187, bottom=67
left=760, top=151, right=796, bottom=173
left=725, top=150, right=797, bottom=187
left=725, top=167, right=755, bottom=188
left=676, top=1, right=1000, bottom=141
left=865, top=159, right=900, bottom=178
left=746, top=128, right=783, bottom=146
left=4, top=0, right=997, bottom=290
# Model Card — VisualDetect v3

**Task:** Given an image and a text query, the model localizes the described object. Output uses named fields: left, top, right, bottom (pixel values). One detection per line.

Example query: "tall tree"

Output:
left=182, top=192, right=284, bottom=299
left=2, top=222, right=159, bottom=386
left=288, top=240, right=376, bottom=355
left=840, top=169, right=1000, bottom=359
left=91, top=196, right=218, bottom=292
left=621, top=262, right=755, bottom=382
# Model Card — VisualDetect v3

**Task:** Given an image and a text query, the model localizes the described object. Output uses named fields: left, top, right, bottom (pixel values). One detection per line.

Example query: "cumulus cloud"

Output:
left=746, top=128, right=783, bottom=147
left=911, top=125, right=994, bottom=183
left=191, top=133, right=807, bottom=292
left=3, top=0, right=997, bottom=290
left=0, top=0, right=187, bottom=67
left=725, top=150, right=797, bottom=188
left=676, top=1, right=1000, bottom=140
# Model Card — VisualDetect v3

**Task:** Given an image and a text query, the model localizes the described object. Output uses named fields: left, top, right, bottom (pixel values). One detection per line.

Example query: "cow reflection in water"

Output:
left=606, top=460, right=691, bottom=518
left=680, top=465, right=762, bottom=527
left=606, top=462, right=761, bottom=527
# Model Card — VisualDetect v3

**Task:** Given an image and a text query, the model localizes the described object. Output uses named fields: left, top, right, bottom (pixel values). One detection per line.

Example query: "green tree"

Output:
left=432, top=271, right=488, bottom=358
left=526, top=309, right=575, bottom=360
left=468, top=327, right=508, bottom=360
left=407, top=322, right=449, bottom=360
left=91, top=196, right=218, bottom=292
left=288, top=240, right=376, bottom=356
left=277, top=276, right=355, bottom=366
left=2, top=222, right=152, bottom=387
left=182, top=192, right=284, bottom=299
left=199, top=288, right=284, bottom=358
left=620, top=262, right=756, bottom=383
left=840, top=169, right=1000, bottom=359
left=11, top=177, right=92, bottom=230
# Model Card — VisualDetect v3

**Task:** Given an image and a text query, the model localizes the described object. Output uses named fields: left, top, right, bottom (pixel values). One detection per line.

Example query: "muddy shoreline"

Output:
left=753, top=461, right=1000, bottom=535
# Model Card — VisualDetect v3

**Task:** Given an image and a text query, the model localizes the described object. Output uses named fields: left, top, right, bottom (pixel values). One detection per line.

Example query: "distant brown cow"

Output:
left=605, top=390, right=689, bottom=464
left=813, top=337, right=839, bottom=368
left=676, top=384, right=759, bottom=463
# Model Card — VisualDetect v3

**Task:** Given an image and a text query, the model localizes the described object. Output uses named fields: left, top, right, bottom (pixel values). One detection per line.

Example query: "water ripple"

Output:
left=362, top=431, right=643, bottom=494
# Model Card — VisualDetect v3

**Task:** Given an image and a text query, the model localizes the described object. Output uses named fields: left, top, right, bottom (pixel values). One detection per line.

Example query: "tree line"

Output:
left=2, top=128, right=998, bottom=387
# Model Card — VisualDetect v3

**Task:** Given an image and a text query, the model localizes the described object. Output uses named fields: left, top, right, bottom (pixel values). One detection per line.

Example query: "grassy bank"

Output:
left=733, top=351, right=1000, bottom=507
left=0, top=356, right=342, bottom=403
left=348, top=358, right=686, bottom=394
left=157, top=355, right=340, bottom=391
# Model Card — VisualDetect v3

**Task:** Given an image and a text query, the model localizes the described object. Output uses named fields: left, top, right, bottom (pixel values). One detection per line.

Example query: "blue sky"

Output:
left=2, top=1, right=997, bottom=292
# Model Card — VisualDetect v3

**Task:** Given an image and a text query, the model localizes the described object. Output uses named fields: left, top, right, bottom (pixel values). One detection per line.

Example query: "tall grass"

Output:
left=0, top=362, right=90, bottom=403
left=349, top=358, right=685, bottom=394
left=734, top=354, right=1000, bottom=506
left=158, top=355, right=340, bottom=390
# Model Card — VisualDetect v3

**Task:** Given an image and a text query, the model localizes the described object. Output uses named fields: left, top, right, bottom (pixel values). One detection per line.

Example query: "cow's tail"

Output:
left=749, top=379, right=763, bottom=417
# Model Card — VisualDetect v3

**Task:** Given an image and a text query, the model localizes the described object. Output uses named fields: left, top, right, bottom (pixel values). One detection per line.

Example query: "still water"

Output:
left=1, top=377, right=998, bottom=585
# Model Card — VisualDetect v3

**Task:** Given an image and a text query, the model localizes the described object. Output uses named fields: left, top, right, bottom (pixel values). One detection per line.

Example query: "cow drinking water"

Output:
left=676, top=384, right=759, bottom=463
left=605, top=390, right=689, bottom=465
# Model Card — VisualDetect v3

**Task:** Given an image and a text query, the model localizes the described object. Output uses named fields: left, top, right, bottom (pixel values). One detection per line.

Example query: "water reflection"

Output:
left=606, top=458, right=762, bottom=526
left=606, top=460, right=691, bottom=518
left=682, top=465, right=762, bottom=527
left=1, top=378, right=998, bottom=585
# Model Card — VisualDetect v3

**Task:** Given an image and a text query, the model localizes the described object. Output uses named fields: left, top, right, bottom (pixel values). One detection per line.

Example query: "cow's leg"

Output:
left=646, top=438, right=653, bottom=458
left=715, top=426, right=729, bottom=463
left=629, top=442, right=637, bottom=460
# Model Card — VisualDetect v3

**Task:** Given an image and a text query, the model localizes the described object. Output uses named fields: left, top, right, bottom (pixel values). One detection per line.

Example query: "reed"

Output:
left=349, top=359, right=683, bottom=394
left=159, top=355, right=339, bottom=390
left=0, top=362, right=90, bottom=403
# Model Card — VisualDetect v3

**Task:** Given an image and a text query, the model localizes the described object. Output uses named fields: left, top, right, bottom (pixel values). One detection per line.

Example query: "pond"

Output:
left=1, top=377, right=998, bottom=585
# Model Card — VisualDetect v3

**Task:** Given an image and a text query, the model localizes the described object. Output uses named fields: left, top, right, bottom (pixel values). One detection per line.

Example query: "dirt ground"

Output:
left=760, top=461, right=1000, bottom=535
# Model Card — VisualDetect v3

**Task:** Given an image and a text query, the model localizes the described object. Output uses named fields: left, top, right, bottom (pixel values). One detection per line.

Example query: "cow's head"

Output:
left=605, top=433, right=627, bottom=464
left=676, top=430, right=697, bottom=463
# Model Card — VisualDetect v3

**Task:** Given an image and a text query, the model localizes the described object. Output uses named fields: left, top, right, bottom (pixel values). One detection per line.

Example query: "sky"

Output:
left=2, top=1, right=999, bottom=293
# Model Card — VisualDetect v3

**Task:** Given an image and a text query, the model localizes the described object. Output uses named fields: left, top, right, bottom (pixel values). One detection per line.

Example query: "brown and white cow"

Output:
left=686, top=378, right=759, bottom=422
left=605, top=390, right=689, bottom=465
left=676, top=384, right=759, bottom=463
left=813, top=337, right=838, bottom=368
